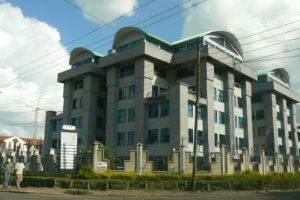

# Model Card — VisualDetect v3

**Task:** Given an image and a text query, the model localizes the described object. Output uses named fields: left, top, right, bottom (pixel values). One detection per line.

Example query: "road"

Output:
left=0, top=190, right=300, bottom=200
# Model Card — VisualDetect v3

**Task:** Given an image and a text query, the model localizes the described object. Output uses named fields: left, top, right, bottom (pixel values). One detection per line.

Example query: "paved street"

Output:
left=0, top=190, right=300, bottom=200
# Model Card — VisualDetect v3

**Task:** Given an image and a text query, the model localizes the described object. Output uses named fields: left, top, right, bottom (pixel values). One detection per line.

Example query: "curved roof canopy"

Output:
left=113, top=27, right=243, bottom=58
left=258, top=68, right=290, bottom=85
left=113, top=26, right=170, bottom=49
left=69, top=47, right=103, bottom=65
left=172, top=30, right=243, bottom=57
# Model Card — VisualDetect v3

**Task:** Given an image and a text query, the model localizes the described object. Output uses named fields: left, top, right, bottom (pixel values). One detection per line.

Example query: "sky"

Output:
left=0, top=0, right=300, bottom=139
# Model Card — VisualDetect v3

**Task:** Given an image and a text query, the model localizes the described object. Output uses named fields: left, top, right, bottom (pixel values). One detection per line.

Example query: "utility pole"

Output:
left=191, top=45, right=201, bottom=191
left=26, top=105, right=41, bottom=149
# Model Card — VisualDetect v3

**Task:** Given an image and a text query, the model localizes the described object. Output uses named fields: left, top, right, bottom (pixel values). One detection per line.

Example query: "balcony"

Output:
left=144, top=90, right=168, bottom=103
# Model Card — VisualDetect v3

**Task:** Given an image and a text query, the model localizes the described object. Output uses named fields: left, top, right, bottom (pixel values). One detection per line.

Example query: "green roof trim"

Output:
left=257, top=68, right=276, bottom=76
left=145, top=32, right=171, bottom=46
left=171, top=29, right=232, bottom=45
left=91, top=50, right=105, bottom=57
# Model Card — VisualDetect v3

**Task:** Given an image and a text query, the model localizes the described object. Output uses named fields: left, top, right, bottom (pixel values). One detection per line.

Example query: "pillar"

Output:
left=224, top=71, right=235, bottom=154
left=242, top=80, right=254, bottom=155
left=263, top=93, right=278, bottom=156
left=200, top=59, right=215, bottom=157
left=136, top=143, right=143, bottom=174
left=281, top=99, right=289, bottom=155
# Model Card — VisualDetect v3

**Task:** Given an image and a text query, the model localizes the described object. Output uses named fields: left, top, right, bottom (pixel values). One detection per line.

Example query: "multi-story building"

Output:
left=252, top=68, right=300, bottom=157
left=44, top=26, right=257, bottom=167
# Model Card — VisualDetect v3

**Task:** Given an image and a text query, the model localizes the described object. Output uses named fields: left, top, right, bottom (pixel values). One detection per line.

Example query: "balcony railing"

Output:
left=145, top=91, right=168, bottom=103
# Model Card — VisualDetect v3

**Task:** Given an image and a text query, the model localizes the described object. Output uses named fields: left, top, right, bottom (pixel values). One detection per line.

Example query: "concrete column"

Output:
left=93, top=142, right=98, bottom=171
left=136, top=143, right=143, bottom=174
left=135, top=59, right=154, bottom=144
left=259, top=149, right=267, bottom=175
left=62, top=81, right=73, bottom=124
left=221, top=145, right=226, bottom=174
left=263, top=93, right=278, bottom=156
left=179, top=145, right=185, bottom=174
left=224, top=71, right=235, bottom=154
left=290, top=104, right=299, bottom=156
left=83, top=74, right=99, bottom=146
left=200, top=60, right=215, bottom=156
left=169, top=82, right=188, bottom=150
left=242, top=80, right=254, bottom=155
left=44, top=111, right=57, bottom=155
left=279, top=99, right=289, bottom=155
left=106, top=67, right=118, bottom=148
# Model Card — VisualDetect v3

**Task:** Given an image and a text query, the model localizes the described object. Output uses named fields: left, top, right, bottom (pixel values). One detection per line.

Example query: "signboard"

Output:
left=60, top=131, right=77, bottom=170
left=62, top=125, right=76, bottom=131
left=97, top=161, right=108, bottom=168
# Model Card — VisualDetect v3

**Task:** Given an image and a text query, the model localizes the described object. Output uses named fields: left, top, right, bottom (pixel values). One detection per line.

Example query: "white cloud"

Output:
left=74, top=0, right=138, bottom=23
left=0, top=3, right=68, bottom=138
left=182, top=0, right=300, bottom=121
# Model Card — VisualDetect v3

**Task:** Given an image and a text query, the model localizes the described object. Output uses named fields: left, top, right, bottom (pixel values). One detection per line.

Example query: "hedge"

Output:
left=3, top=172, right=300, bottom=191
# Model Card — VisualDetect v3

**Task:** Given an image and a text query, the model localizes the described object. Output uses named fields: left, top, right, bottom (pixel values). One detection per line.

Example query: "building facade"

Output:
left=44, top=27, right=257, bottom=166
left=252, top=68, right=300, bottom=157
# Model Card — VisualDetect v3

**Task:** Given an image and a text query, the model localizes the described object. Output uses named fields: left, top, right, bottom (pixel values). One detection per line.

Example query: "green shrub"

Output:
left=76, top=166, right=96, bottom=179
left=22, top=177, right=55, bottom=187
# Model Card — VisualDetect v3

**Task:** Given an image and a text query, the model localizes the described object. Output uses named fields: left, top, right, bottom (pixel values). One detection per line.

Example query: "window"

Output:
left=256, top=110, right=265, bottom=120
left=160, top=128, right=170, bottom=143
left=219, top=134, right=226, bottom=145
left=148, top=103, right=159, bottom=118
left=160, top=101, right=169, bottom=117
left=118, top=109, right=127, bottom=123
left=197, top=106, right=206, bottom=120
left=117, top=132, right=126, bottom=146
left=127, top=131, right=135, bottom=146
left=148, top=129, right=159, bottom=144
left=72, top=99, right=77, bottom=109
left=278, top=129, right=283, bottom=137
left=279, top=145, right=283, bottom=154
left=214, top=133, right=219, bottom=147
left=96, top=117, right=103, bottom=128
left=188, top=103, right=193, bottom=117
left=288, top=132, right=293, bottom=140
left=197, top=131, right=203, bottom=145
left=119, top=87, right=127, bottom=100
left=72, top=97, right=83, bottom=109
left=128, top=84, right=136, bottom=98
left=152, top=85, right=159, bottom=97
left=188, top=129, right=193, bottom=143
left=97, top=97, right=104, bottom=108
left=214, top=110, right=218, bottom=123
left=51, top=119, right=62, bottom=131
left=120, top=65, right=134, bottom=78
left=218, top=89, right=225, bottom=102
left=218, top=111, right=225, bottom=124
left=71, top=117, right=77, bottom=127
left=238, top=117, right=244, bottom=128
left=116, top=43, right=129, bottom=52
left=71, top=116, right=82, bottom=129
left=239, top=138, right=246, bottom=148
left=128, top=107, right=135, bottom=122
left=237, top=97, right=243, bottom=108
left=214, top=87, right=217, bottom=101
left=74, top=80, right=83, bottom=90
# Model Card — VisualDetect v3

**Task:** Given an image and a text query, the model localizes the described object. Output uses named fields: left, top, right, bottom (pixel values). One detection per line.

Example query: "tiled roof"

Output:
left=0, top=135, right=44, bottom=145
